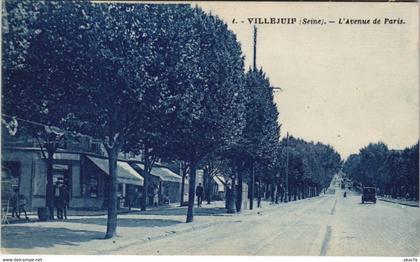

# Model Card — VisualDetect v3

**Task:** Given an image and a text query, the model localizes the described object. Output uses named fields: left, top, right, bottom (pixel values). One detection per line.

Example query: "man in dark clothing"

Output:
left=9, top=188, right=28, bottom=220
left=196, top=183, right=204, bottom=207
left=17, top=194, right=28, bottom=220
left=9, top=188, right=19, bottom=218
left=126, top=188, right=134, bottom=211
left=54, top=182, right=64, bottom=219
left=60, top=184, right=70, bottom=220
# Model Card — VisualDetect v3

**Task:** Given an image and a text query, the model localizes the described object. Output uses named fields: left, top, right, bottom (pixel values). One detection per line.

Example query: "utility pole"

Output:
left=285, top=132, right=289, bottom=203
left=249, top=25, right=258, bottom=210
left=253, top=25, right=257, bottom=70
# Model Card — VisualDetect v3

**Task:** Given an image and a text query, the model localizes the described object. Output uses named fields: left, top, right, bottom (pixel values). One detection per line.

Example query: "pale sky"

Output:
left=197, top=2, right=419, bottom=159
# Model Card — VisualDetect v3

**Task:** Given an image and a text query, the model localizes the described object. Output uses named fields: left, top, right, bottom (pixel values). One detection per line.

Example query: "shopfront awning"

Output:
left=135, top=164, right=182, bottom=183
left=87, top=156, right=144, bottom=186
left=213, top=175, right=225, bottom=192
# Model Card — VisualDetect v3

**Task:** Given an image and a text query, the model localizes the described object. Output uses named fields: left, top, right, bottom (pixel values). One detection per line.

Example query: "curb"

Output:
left=378, top=198, right=419, bottom=207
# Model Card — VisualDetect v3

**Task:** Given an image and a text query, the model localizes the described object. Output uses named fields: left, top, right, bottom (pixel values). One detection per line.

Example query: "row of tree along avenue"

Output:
left=2, top=1, right=342, bottom=239
left=343, top=142, right=419, bottom=200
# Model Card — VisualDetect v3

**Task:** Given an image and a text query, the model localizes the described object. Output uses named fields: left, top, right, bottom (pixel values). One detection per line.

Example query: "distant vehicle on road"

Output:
left=361, top=187, right=376, bottom=204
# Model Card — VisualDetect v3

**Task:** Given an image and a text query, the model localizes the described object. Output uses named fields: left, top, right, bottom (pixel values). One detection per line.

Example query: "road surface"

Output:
left=117, top=189, right=419, bottom=256
left=2, top=176, right=419, bottom=256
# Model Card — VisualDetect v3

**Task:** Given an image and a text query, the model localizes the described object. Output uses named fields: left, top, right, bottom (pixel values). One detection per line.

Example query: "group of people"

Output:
left=54, top=181, right=69, bottom=220
left=9, top=182, right=206, bottom=220
left=125, top=187, right=141, bottom=211
left=9, top=182, right=69, bottom=220
left=124, top=186, right=166, bottom=210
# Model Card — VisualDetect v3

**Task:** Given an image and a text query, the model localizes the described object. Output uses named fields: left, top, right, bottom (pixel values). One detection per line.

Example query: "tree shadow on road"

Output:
left=64, top=217, right=182, bottom=227
left=139, top=206, right=227, bottom=217
left=1, top=226, right=102, bottom=250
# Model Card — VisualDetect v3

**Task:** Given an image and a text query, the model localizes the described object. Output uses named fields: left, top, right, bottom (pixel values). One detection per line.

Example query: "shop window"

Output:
left=87, top=176, right=99, bottom=198
left=52, top=164, right=71, bottom=199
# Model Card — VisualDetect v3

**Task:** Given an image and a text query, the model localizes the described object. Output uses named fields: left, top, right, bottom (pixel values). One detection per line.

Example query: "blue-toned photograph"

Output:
left=1, top=0, right=418, bottom=258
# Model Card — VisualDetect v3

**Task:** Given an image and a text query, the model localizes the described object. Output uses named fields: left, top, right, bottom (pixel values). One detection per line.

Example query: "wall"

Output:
left=2, top=148, right=40, bottom=210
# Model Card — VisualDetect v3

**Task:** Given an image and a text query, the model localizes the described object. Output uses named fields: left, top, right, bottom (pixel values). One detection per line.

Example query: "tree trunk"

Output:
left=46, top=149, right=55, bottom=220
left=141, top=169, right=149, bottom=211
left=227, top=183, right=236, bottom=214
left=186, top=162, right=197, bottom=223
left=257, top=173, right=261, bottom=208
left=179, top=163, right=188, bottom=206
left=204, top=168, right=212, bottom=205
left=141, top=147, right=155, bottom=212
left=236, top=165, right=243, bottom=212
left=249, top=163, right=254, bottom=210
left=225, top=189, right=229, bottom=209
left=180, top=169, right=186, bottom=207
left=271, top=181, right=275, bottom=203
left=104, top=147, right=119, bottom=239
left=102, top=176, right=110, bottom=209
left=299, top=184, right=302, bottom=200
left=265, top=183, right=270, bottom=199
left=207, top=180, right=212, bottom=204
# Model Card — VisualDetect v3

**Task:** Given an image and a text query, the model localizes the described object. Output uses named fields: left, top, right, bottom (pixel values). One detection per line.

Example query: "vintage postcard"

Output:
left=1, top=0, right=418, bottom=260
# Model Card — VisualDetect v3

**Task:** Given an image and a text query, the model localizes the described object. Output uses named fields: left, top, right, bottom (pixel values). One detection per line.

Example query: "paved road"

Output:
left=118, top=189, right=419, bottom=256
left=2, top=175, right=419, bottom=256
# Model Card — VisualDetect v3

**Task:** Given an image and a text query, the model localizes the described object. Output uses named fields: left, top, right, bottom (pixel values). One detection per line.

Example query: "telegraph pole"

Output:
left=253, top=25, right=257, bottom=70
left=249, top=25, right=258, bottom=210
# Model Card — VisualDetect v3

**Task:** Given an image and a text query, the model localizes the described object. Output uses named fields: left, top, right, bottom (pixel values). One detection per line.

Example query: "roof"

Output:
left=87, top=156, right=144, bottom=186
left=135, top=163, right=182, bottom=183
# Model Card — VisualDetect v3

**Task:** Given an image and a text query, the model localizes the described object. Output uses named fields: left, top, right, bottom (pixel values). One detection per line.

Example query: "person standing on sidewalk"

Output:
left=9, top=188, right=28, bottom=220
left=196, top=183, right=204, bottom=207
left=9, top=188, right=19, bottom=218
left=17, top=194, right=29, bottom=220
left=153, top=186, right=159, bottom=207
left=126, top=188, right=134, bottom=211
left=54, top=181, right=64, bottom=219
left=60, top=184, right=70, bottom=220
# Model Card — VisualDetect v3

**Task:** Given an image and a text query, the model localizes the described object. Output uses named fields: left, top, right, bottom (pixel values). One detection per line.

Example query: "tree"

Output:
left=234, top=69, right=280, bottom=210
left=275, top=136, right=342, bottom=201
left=2, top=0, right=93, bottom=219
left=163, top=8, right=247, bottom=222
left=358, top=142, right=389, bottom=187
left=65, top=3, right=177, bottom=238
left=343, top=141, right=418, bottom=200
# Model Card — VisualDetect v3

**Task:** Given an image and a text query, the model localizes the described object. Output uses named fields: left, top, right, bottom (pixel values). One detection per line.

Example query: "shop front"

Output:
left=1, top=148, right=144, bottom=211
left=132, top=163, right=184, bottom=205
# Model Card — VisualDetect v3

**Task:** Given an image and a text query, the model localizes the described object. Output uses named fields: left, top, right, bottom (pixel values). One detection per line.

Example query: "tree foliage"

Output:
left=274, top=136, right=342, bottom=200
left=343, top=142, right=419, bottom=200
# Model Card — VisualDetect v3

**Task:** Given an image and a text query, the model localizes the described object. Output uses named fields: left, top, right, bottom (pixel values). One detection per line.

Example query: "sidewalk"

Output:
left=378, top=197, right=419, bottom=207
left=3, top=204, right=173, bottom=224
left=1, top=199, right=284, bottom=255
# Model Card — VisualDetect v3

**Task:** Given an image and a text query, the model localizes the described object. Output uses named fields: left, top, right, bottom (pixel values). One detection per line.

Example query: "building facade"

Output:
left=1, top=133, right=185, bottom=211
